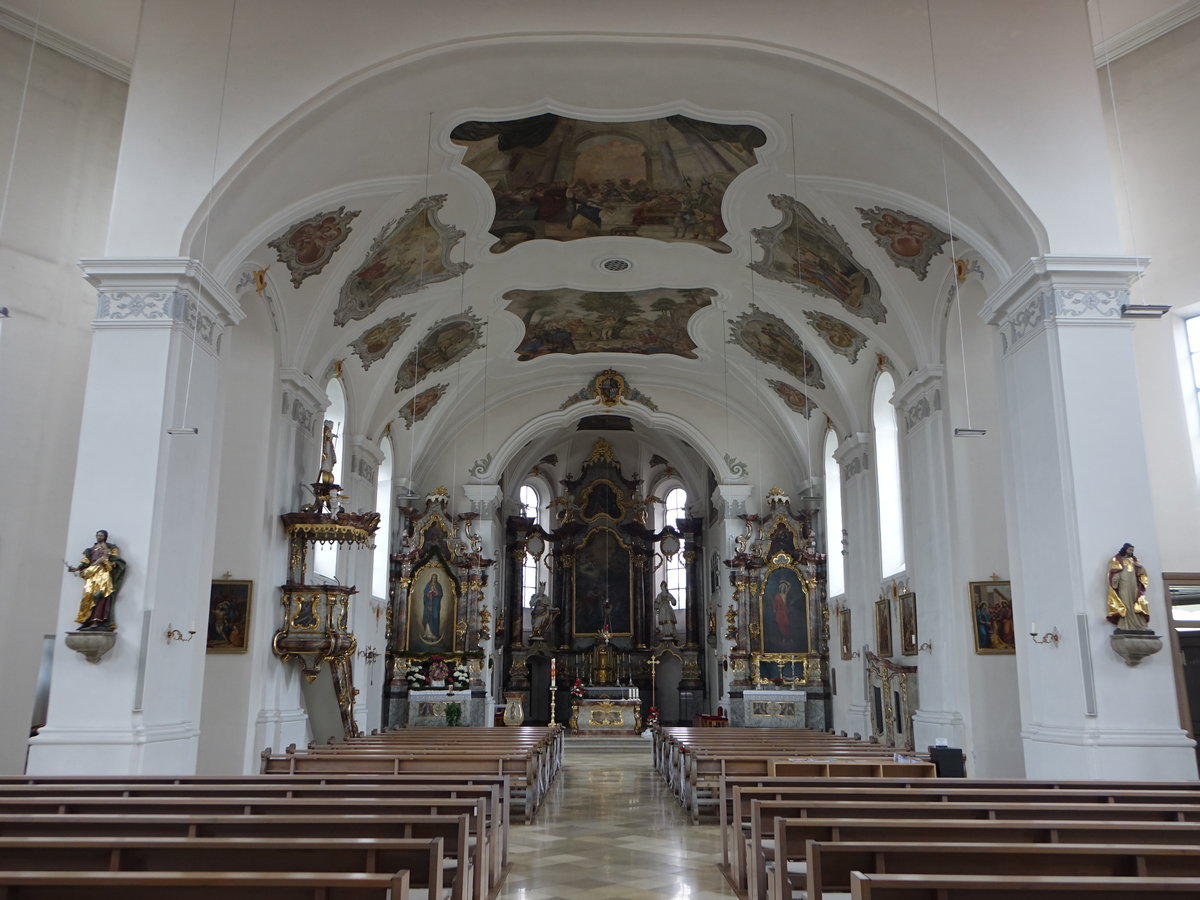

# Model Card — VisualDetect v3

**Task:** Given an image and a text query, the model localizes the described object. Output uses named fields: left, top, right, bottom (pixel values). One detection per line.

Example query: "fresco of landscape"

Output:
left=451, top=113, right=765, bottom=252
left=504, top=287, right=715, bottom=360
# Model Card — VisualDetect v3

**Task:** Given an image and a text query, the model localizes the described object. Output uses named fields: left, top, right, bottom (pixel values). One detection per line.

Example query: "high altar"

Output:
left=501, top=437, right=705, bottom=729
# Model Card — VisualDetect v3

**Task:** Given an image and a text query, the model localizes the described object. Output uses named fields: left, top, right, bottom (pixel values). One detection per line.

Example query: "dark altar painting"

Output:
left=760, top=565, right=809, bottom=653
left=207, top=580, right=252, bottom=652
left=407, top=561, right=459, bottom=653
left=875, top=597, right=893, bottom=657
left=451, top=113, right=765, bottom=253
left=504, top=287, right=714, bottom=360
left=899, top=590, right=918, bottom=656
left=572, top=527, right=633, bottom=636
left=970, top=580, right=1015, bottom=654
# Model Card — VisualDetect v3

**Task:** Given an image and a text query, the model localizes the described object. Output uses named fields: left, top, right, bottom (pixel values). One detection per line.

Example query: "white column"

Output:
left=893, top=367, right=968, bottom=751
left=463, top=482, right=503, bottom=719
left=833, top=434, right=877, bottom=739
left=983, top=255, right=1195, bottom=779
left=710, top=484, right=752, bottom=708
left=28, top=258, right=244, bottom=775
left=346, top=436, right=386, bottom=734
left=248, top=369, right=326, bottom=766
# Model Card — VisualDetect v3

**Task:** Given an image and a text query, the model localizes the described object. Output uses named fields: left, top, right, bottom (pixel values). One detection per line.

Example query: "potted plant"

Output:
left=444, top=701, right=463, bottom=727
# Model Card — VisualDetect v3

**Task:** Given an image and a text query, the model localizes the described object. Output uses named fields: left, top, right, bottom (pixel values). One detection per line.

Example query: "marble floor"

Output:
left=497, top=740, right=737, bottom=900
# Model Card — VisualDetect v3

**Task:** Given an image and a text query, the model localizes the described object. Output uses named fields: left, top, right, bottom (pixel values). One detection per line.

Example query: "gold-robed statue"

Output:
left=67, top=530, right=126, bottom=630
left=1106, top=542, right=1150, bottom=632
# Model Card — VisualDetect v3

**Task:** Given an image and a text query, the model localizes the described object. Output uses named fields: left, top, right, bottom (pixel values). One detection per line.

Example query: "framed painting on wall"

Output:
left=207, top=580, right=252, bottom=652
left=759, top=556, right=811, bottom=653
left=970, top=580, right=1015, bottom=654
left=839, top=607, right=853, bottom=660
left=875, top=596, right=892, bottom=657
left=899, top=591, right=918, bottom=656
left=406, top=561, right=459, bottom=653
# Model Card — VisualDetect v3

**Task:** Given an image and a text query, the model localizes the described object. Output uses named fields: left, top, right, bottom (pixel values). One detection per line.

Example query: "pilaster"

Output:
left=28, top=258, right=244, bottom=774
left=892, top=366, right=967, bottom=751
left=832, top=434, right=877, bottom=738
left=983, top=255, right=1194, bottom=778
left=346, top=436, right=385, bottom=733
left=710, top=484, right=753, bottom=705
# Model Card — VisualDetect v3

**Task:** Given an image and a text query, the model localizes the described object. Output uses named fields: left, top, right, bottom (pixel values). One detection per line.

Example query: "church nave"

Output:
left=500, top=744, right=732, bottom=900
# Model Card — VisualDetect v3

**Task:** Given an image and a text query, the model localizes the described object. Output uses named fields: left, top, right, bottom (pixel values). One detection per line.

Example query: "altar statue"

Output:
left=68, top=530, right=126, bottom=630
left=529, top=582, right=558, bottom=643
left=655, top=580, right=678, bottom=643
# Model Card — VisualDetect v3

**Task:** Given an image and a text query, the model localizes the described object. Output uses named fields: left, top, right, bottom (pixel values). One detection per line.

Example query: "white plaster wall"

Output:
left=1101, top=17, right=1200, bottom=574
left=0, top=29, right=126, bottom=774
left=196, top=291, right=277, bottom=774
left=104, top=1, right=1119, bottom=262
left=947, top=282, right=1023, bottom=776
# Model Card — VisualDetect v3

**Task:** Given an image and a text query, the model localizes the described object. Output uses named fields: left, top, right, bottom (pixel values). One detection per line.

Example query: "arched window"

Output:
left=873, top=372, right=905, bottom=577
left=823, top=429, right=845, bottom=598
left=372, top=435, right=394, bottom=599
left=520, top=484, right=541, bottom=608
left=662, top=486, right=688, bottom=613
left=313, top=378, right=346, bottom=580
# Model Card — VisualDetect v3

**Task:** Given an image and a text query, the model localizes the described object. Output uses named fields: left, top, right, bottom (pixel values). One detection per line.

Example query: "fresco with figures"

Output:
left=452, top=113, right=764, bottom=252
left=505, top=287, right=714, bottom=360
left=729, top=304, right=825, bottom=389
left=752, top=194, right=887, bottom=324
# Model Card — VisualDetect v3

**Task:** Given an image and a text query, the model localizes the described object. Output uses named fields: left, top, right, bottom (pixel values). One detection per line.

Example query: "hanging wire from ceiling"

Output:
left=169, top=0, right=237, bottom=436
left=925, top=0, right=986, bottom=438
left=405, top=111, right=434, bottom=490
left=0, top=0, right=43, bottom=251
left=1093, top=1, right=1166, bottom=319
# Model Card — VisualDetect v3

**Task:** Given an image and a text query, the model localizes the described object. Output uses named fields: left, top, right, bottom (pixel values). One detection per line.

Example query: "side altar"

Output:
left=570, top=696, right=641, bottom=734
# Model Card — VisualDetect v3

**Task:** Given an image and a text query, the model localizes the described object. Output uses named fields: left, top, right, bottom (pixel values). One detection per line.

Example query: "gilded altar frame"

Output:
left=405, top=559, right=460, bottom=652
left=750, top=651, right=817, bottom=687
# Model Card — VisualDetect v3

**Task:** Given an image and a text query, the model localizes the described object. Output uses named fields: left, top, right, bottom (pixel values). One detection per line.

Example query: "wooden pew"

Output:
left=848, top=872, right=1200, bottom=898
left=0, top=796, right=488, bottom=900
left=0, top=836, right=443, bottom=900
left=0, top=775, right=509, bottom=888
left=0, top=813, right=472, bottom=900
left=746, top=798, right=1200, bottom=900
left=797, top=841, right=1200, bottom=900
left=767, top=817, right=1200, bottom=900
left=0, top=870, right=410, bottom=900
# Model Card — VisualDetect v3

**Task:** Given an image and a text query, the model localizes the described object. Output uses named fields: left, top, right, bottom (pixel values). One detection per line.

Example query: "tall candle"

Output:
left=551, top=657, right=556, bottom=680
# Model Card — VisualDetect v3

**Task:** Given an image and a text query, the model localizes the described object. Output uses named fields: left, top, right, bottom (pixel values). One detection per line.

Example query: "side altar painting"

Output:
left=406, top=560, right=459, bottom=653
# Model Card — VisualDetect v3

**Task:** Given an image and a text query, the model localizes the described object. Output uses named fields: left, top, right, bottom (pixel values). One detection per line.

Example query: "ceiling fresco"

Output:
left=348, top=314, right=414, bottom=371
left=751, top=193, right=887, bottom=325
left=767, top=379, right=817, bottom=418
left=268, top=206, right=360, bottom=288
left=503, top=287, right=715, bottom=361
left=728, top=304, right=825, bottom=390
left=334, top=195, right=469, bottom=326
left=398, top=384, right=448, bottom=430
left=802, top=310, right=869, bottom=365
left=393, top=310, right=485, bottom=393
left=857, top=206, right=950, bottom=280
left=451, top=113, right=765, bottom=252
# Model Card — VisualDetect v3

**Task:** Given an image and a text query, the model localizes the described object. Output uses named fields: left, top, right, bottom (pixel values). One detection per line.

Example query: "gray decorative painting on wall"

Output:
left=767, top=379, right=817, bottom=418
left=348, top=314, right=414, bottom=370
left=752, top=194, right=887, bottom=324
left=268, top=206, right=360, bottom=288
left=857, top=205, right=950, bottom=280
left=334, top=195, right=469, bottom=326
left=398, top=384, right=448, bottom=429
left=394, top=310, right=485, bottom=392
left=728, top=304, right=825, bottom=389
left=803, top=310, right=869, bottom=364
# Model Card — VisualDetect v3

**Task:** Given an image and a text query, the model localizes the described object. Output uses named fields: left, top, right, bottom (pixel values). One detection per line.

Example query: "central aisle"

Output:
left=498, top=743, right=737, bottom=899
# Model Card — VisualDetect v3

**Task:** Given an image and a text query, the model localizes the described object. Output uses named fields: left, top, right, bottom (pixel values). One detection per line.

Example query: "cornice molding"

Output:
left=0, top=8, right=131, bottom=83
left=1094, top=0, right=1200, bottom=67
left=981, top=255, right=1148, bottom=326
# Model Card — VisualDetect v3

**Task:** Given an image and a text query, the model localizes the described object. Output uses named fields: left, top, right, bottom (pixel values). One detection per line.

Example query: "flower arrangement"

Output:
left=646, top=706, right=660, bottom=729
left=570, top=677, right=585, bottom=699
left=427, top=656, right=450, bottom=685
left=405, top=662, right=427, bottom=688
left=452, top=662, right=471, bottom=690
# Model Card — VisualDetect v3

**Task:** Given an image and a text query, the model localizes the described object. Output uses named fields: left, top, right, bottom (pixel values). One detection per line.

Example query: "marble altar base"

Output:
left=570, top=698, right=641, bottom=734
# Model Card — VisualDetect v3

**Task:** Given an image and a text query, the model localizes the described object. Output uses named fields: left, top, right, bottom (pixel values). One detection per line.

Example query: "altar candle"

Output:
left=551, top=657, right=556, bottom=680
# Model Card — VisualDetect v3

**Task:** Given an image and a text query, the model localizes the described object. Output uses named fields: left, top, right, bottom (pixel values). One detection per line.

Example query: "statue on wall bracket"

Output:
left=1106, top=542, right=1162, bottom=667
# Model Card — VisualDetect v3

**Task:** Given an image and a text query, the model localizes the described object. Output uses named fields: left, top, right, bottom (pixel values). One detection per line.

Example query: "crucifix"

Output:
left=646, top=653, right=660, bottom=710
